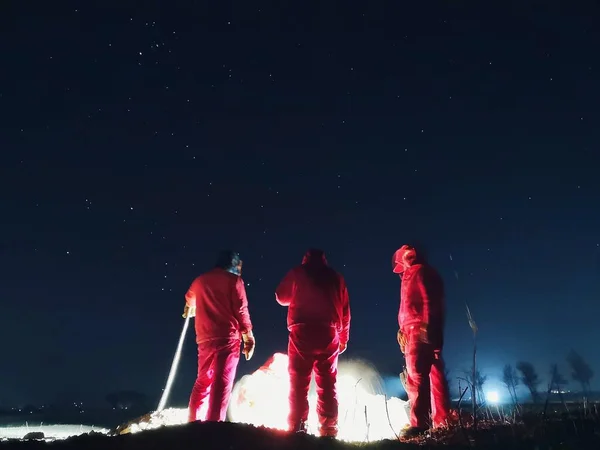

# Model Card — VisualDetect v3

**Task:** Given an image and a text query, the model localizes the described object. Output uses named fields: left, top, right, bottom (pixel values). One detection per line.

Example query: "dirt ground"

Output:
left=2, top=416, right=600, bottom=450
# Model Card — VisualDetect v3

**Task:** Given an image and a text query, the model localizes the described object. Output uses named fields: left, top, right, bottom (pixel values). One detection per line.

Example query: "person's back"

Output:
left=276, top=250, right=350, bottom=345
left=188, top=267, right=252, bottom=344
left=276, top=249, right=351, bottom=438
left=279, top=261, right=347, bottom=330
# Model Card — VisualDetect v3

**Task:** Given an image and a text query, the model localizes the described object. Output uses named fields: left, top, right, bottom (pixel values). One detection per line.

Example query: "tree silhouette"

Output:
left=567, top=350, right=594, bottom=394
left=549, top=364, right=568, bottom=392
left=547, top=363, right=569, bottom=413
left=464, top=369, right=487, bottom=405
left=516, top=361, right=540, bottom=403
left=502, top=364, right=519, bottom=407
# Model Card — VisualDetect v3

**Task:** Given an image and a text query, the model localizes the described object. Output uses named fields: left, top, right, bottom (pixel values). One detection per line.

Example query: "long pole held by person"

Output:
left=156, top=316, right=191, bottom=412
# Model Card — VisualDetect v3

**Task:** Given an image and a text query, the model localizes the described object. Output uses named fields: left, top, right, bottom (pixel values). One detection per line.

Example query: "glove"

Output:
left=397, top=329, right=407, bottom=354
left=339, top=341, right=347, bottom=355
left=182, top=304, right=196, bottom=319
left=242, top=331, right=255, bottom=361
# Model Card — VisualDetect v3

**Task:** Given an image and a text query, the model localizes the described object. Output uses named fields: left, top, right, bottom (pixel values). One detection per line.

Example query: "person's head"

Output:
left=301, top=248, right=328, bottom=265
left=392, top=244, right=419, bottom=274
left=215, top=250, right=243, bottom=276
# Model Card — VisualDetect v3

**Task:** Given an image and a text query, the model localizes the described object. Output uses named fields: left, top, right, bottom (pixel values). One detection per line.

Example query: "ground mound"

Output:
left=2, top=417, right=600, bottom=450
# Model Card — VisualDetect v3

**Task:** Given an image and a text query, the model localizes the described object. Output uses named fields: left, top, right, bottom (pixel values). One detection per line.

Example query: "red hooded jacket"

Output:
left=276, top=250, right=351, bottom=345
left=185, top=268, right=253, bottom=344
left=399, top=263, right=445, bottom=332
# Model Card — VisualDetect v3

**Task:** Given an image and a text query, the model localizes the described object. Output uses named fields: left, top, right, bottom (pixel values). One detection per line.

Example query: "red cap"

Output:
left=392, top=245, right=417, bottom=273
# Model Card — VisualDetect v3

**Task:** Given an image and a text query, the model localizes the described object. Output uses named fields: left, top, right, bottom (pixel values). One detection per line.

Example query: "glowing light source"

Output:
left=228, top=353, right=410, bottom=441
left=127, top=353, right=410, bottom=442
left=485, top=390, right=499, bottom=404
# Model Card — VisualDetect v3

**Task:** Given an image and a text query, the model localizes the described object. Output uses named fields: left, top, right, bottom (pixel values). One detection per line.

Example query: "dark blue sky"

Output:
left=1, top=1, right=599, bottom=407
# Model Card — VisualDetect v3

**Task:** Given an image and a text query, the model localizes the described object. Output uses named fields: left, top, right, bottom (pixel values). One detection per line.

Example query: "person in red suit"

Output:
left=276, top=249, right=351, bottom=438
left=183, top=250, right=256, bottom=423
left=392, top=244, right=450, bottom=438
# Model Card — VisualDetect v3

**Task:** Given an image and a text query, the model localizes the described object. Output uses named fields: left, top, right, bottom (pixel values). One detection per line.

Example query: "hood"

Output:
left=215, top=250, right=242, bottom=275
left=301, top=248, right=328, bottom=266
left=392, top=244, right=419, bottom=274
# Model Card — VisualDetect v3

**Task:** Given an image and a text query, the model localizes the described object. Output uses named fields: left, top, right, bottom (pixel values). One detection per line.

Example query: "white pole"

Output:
left=156, top=316, right=191, bottom=412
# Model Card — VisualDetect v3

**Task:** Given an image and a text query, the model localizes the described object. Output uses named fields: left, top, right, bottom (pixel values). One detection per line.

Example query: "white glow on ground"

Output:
left=0, top=424, right=108, bottom=441
left=129, top=353, right=410, bottom=442
left=127, top=408, right=190, bottom=434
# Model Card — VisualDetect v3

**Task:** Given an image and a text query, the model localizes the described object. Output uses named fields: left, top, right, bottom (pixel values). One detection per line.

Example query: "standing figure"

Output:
left=183, top=250, right=256, bottom=423
left=393, top=244, right=450, bottom=437
left=276, top=249, right=351, bottom=438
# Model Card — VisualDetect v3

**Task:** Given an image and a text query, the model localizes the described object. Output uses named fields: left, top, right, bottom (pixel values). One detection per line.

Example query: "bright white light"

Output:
left=486, top=390, right=499, bottom=404
left=227, top=353, right=410, bottom=441
left=0, top=424, right=108, bottom=441
left=128, top=353, right=410, bottom=442
left=126, top=408, right=190, bottom=434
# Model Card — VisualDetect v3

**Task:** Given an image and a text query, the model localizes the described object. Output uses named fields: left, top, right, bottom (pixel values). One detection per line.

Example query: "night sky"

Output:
left=2, top=1, right=600, bottom=407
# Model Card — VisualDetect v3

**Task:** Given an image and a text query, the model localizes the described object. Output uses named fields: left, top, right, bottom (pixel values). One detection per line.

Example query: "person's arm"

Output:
left=415, top=267, right=432, bottom=327
left=232, top=277, right=255, bottom=360
left=232, top=276, right=253, bottom=334
left=183, top=279, right=197, bottom=318
left=275, top=270, right=295, bottom=306
left=339, top=277, right=351, bottom=346
left=185, top=281, right=197, bottom=308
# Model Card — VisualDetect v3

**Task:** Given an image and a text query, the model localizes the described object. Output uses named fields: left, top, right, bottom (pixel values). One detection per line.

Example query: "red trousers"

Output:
left=287, top=325, right=340, bottom=437
left=403, top=327, right=450, bottom=428
left=188, top=338, right=240, bottom=422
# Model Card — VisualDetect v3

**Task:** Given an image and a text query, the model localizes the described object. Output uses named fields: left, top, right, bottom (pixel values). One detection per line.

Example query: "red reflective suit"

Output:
left=276, top=250, right=350, bottom=437
left=185, top=268, right=253, bottom=422
left=394, top=247, right=450, bottom=429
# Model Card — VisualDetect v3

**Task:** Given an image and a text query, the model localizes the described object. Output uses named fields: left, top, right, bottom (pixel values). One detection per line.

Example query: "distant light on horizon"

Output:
left=486, top=390, right=500, bottom=404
